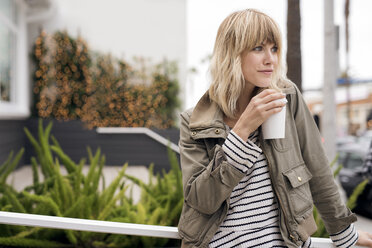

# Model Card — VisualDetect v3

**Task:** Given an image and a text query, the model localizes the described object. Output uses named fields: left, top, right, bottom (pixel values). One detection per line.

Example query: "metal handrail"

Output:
left=0, top=211, right=336, bottom=247
left=0, top=211, right=179, bottom=239
left=96, top=127, right=180, bottom=154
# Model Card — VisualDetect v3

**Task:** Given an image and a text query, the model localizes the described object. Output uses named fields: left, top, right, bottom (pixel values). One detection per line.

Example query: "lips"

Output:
left=258, top=70, right=273, bottom=75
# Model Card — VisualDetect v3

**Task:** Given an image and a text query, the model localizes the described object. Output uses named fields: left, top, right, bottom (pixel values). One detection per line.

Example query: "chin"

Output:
left=256, top=82, right=271, bottom=88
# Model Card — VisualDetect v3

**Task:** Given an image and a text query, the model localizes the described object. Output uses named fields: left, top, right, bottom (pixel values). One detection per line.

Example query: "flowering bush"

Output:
left=32, top=30, right=179, bottom=129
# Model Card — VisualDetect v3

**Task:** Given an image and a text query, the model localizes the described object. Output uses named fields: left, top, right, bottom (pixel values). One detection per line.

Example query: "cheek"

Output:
left=241, top=57, right=256, bottom=76
left=273, top=56, right=279, bottom=67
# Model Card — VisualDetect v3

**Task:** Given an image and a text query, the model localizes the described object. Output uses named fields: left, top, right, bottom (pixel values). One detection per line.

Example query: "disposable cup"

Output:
left=262, top=99, right=286, bottom=139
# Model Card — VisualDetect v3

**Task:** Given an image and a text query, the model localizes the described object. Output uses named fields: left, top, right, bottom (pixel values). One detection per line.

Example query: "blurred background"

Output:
left=0, top=0, right=371, bottom=246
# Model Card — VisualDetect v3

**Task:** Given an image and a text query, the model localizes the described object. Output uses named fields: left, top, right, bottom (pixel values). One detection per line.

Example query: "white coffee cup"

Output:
left=262, top=98, right=287, bottom=139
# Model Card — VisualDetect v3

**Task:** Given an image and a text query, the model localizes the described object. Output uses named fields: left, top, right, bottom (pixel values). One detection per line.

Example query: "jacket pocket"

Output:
left=178, top=205, right=205, bottom=242
left=282, top=163, right=313, bottom=215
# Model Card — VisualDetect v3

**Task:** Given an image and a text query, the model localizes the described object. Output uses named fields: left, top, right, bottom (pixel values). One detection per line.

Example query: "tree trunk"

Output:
left=287, top=0, right=302, bottom=92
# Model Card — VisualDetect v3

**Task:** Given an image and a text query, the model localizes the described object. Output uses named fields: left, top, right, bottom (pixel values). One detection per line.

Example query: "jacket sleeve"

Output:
left=179, top=111, right=246, bottom=215
left=290, top=84, right=357, bottom=235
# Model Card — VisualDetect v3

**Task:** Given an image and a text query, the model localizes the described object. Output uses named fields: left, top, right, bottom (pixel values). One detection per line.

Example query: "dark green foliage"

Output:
left=0, top=237, right=69, bottom=247
left=0, top=120, right=182, bottom=247
left=312, top=154, right=368, bottom=238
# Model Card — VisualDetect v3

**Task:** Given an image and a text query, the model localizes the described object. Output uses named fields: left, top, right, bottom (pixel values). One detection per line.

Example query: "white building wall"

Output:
left=27, top=0, right=187, bottom=109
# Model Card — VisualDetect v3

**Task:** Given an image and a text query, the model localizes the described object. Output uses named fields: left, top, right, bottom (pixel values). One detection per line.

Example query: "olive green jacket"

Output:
left=177, top=82, right=357, bottom=248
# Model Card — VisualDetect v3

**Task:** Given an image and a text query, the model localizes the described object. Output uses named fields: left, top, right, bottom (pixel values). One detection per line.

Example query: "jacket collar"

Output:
left=189, top=91, right=227, bottom=139
left=189, top=91, right=225, bottom=129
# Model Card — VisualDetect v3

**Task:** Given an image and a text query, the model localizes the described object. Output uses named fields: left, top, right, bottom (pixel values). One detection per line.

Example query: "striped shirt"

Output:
left=209, top=129, right=358, bottom=248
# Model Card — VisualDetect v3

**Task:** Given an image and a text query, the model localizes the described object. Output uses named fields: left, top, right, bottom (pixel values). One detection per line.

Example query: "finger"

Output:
left=256, top=89, right=278, bottom=98
left=263, top=98, right=287, bottom=111
left=264, top=105, right=285, bottom=118
left=261, top=92, right=286, bottom=104
left=251, top=92, right=285, bottom=109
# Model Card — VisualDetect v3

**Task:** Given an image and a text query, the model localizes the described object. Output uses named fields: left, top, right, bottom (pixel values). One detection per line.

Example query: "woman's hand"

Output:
left=356, top=230, right=372, bottom=247
left=232, top=89, right=286, bottom=141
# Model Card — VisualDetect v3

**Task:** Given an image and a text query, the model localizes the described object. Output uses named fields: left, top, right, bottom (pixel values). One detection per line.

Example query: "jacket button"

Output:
left=215, top=129, right=220, bottom=134
left=297, top=176, right=302, bottom=182
left=191, top=131, right=197, bottom=136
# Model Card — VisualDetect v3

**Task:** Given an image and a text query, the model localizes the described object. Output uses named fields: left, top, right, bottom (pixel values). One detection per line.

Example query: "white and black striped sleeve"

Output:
left=330, top=224, right=358, bottom=248
left=222, top=130, right=262, bottom=173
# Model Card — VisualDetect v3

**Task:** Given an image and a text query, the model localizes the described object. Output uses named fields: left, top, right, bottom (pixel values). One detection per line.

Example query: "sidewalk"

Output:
left=354, top=214, right=372, bottom=231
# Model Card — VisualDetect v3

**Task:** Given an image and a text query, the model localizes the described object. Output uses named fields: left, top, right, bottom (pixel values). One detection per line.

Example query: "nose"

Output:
left=264, top=50, right=275, bottom=64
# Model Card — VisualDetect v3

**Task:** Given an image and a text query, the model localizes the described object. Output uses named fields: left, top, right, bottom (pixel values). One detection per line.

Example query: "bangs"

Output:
left=238, top=10, right=282, bottom=53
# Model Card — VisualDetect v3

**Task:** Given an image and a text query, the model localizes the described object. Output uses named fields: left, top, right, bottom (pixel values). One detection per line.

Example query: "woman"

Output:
left=178, top=9, right=372, bottom=248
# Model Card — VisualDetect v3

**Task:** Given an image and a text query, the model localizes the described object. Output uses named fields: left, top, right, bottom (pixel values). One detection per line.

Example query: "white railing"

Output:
left=0, top=211, right=337, bottom=247
left=0, top=211, right=179, bottom=239
left=96, top=127, right=180, bottom=154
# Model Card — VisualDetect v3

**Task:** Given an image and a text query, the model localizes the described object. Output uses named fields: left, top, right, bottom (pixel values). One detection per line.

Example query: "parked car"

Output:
left=357, top=130, right=372, bottom=149
left=336, top=135, right=357, bottom=148
left=337, top=143, right=372, bottom=218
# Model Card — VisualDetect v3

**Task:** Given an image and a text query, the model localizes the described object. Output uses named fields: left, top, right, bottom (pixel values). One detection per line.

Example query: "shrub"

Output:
left=32, top=30, right=180, bottom=129
left=0, top=120, right=182, bottom=247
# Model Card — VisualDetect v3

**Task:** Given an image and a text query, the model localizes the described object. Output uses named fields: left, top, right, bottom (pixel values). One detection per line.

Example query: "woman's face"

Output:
left=240, top=42, right=278, bottom=88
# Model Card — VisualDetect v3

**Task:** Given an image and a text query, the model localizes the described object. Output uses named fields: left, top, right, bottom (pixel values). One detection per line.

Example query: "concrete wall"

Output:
left=0, top=119, right=180, bottom=173
left=0, top=120, right=26, bottom=166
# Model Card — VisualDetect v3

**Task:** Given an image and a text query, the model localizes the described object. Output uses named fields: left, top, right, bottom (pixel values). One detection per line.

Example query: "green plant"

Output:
left=312, top=154, right=368, bottom=238
left=119, top=147, right=183, bottom=247
left=0, top=120, right=182, bottom=247
left=32, top=30, right=180, bottom=129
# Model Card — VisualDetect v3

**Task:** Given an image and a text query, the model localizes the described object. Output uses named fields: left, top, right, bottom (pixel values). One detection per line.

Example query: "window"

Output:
left=0, top=0, right=29, bottom=118
left=0, top=0, right=17, bottom=103
left=345, top=153, right=364, bottom=169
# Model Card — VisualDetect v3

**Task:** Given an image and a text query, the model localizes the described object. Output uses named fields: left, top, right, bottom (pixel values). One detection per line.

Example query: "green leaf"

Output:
left=333, top=164, right=343, bottom=178
left=347, top=179, right=369, bottom=210
left=0, top=237, right=69, bottom=247
left=21, top=191, right=62, bottom=217
left=84, top=148, right=101, bottom=195
left=50, top=146, right=77, bottom=174
left=100, top=164, right=127, bottom=207
left=98, top=185, right=128, bottom=220
left=4, top=190, right=26, bottom=213
left=0, top=150, right=14, bottom=176
left=0, top=148, right=24, bottom=184
left=30, top=157, right=40, bottom=189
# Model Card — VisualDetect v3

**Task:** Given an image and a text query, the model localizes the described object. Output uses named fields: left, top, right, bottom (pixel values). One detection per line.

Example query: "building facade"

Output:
left=0, top=0, right=186, bottom=165
left=306, top=84, right=372, bottom=136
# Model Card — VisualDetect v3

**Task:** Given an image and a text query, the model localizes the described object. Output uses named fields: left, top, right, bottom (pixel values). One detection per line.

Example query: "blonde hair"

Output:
left=209, top=9, right=289, bottom=118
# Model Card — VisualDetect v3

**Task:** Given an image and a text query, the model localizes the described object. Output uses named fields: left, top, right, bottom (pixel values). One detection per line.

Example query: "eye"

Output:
left=253, top=46, right=263, bottom=51
left=271, top=46, right=278, bottom=52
